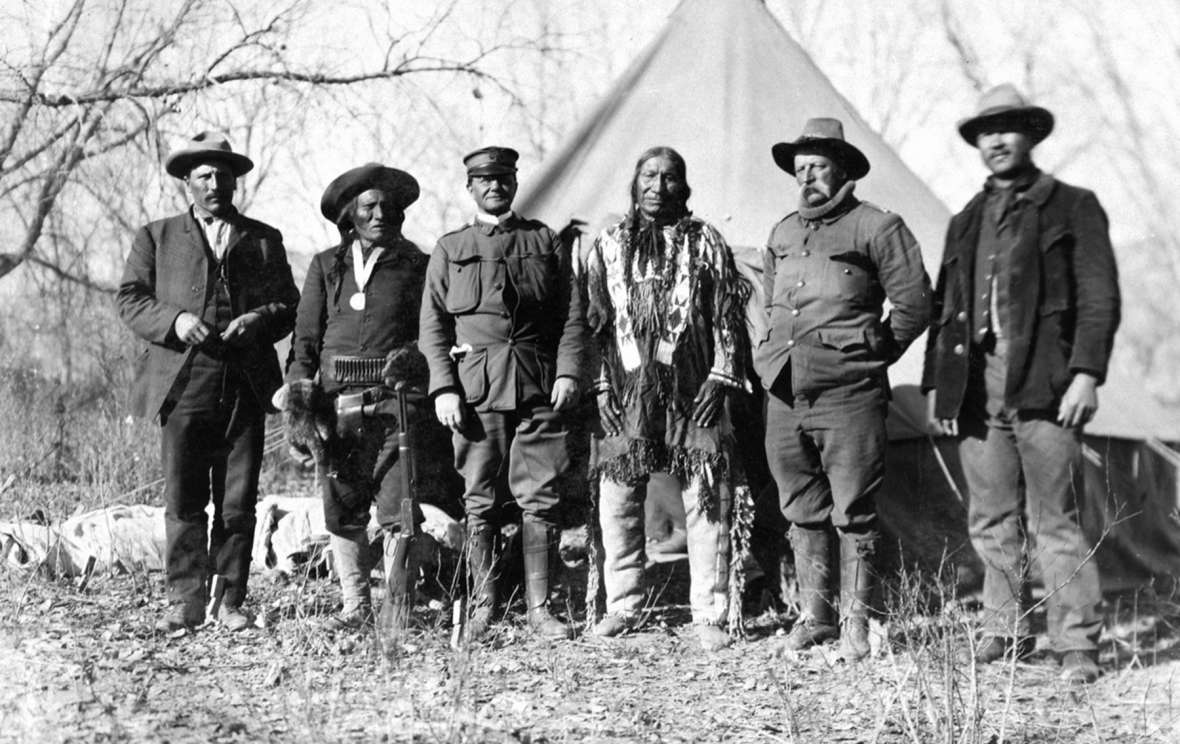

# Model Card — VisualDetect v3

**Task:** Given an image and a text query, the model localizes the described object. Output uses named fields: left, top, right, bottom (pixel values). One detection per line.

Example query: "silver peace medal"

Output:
left=349, top=291, right=366, bottom=311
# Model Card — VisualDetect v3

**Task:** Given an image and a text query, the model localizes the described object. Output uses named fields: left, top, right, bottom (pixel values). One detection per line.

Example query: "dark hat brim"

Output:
left=957, top=106, right=1054, bottom=146
left=467, top=164, right=518, bottom=177
left=320, top=164, right=421, bottom=224
left=164, top=150, right=254, bottom=179
left=771, top=138, right=870, bottom=180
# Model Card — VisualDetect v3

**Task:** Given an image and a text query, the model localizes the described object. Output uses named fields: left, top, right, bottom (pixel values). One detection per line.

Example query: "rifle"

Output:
left=377, top=382, right=421, bottom=640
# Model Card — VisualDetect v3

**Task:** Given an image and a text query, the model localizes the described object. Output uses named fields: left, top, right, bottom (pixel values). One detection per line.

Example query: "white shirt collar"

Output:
left=474, top=210, right=514, bottom=226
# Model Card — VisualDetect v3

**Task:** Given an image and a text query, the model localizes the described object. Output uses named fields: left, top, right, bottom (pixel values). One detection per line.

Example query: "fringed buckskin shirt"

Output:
left=584, top=213, right=751, bottom=496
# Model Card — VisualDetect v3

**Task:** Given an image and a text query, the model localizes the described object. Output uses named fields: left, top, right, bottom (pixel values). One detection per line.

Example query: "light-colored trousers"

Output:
left=598, top=474, right=730, bottom=625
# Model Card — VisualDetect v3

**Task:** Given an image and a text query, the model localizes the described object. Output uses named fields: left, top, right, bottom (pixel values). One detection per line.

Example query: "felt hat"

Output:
left=319, top=163, right=420, bottom=224
left=772, top=118, right=870, bottom=180
left=164, top=131, right=254, bottom=178
left=957, top=83, right=1054, bottom=146
left=463, top=146, right=519, bottom=176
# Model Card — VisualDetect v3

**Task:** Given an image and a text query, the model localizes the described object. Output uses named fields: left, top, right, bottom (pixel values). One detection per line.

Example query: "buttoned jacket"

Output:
left=287, top=240, right=427, bottom=392
left=922, top=173, right=1120, bottom=416
left=117, top=210, right=300, bottom=420
left=419, top=215, right=585, bottom=412
left=754, top=196, right=931, bottom=395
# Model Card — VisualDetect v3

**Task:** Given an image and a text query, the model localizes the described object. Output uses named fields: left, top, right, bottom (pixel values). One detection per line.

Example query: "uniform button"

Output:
left=191, top=286, right=200, bottom=293
left=800, top=250, right=810, bottom=257
left=843, top=268, right=852, bottom=275
left=791, top=308, right=800, bottom=316
left=508, top=339, right=515, bottom=345
left=786, top=339, right=795, bottom=347
left=956, top=311, right=967, bottom=321
left=980, top=294, right=988, bottom=300
left=797, top=280, right=806, bottom=288
left=988, top=254, right=996, bottom=260
left=500, top=311, right=510, bottom=318
left=953, top=344, right=965, bottom=356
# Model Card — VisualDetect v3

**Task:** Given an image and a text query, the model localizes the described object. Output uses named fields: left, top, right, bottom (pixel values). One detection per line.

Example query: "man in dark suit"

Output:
left=923, top=85, right=1120, bottom=683
left=419, top=146, right=584, bottom=640
left=117, top=132, right=299, bottom=632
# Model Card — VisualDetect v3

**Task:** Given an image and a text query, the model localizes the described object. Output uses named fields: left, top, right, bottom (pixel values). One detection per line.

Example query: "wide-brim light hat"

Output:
left=164, top=131, right=254, bottom=178
left=319, top=163, right=420, bottom=224
left=772, top=117, right=870, bottom=180
left=957, top=83, right=1054, bottom=146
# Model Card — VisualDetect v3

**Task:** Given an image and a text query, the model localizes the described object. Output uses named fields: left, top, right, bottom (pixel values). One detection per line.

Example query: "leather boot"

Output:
left=325, top=529, right=373, bottom=631
left=465, top=523, right=498, bottom=642
left=522, top=520, right=573, bottom=640
left=783, top=524, right=838, bottom=650
left=838, top=530, right=876, bottom=661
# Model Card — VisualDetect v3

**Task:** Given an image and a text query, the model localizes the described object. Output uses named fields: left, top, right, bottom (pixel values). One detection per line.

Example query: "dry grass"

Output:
left=2, top=370, right=1180, bottom=743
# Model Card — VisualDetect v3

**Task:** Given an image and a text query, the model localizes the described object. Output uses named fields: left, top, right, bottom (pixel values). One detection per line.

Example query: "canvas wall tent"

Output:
left=516, top=0, right=1180, bottom=591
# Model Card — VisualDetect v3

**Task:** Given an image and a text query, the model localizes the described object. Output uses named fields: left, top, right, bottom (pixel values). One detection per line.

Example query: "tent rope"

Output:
left=886, top=401, right=964, bottom=502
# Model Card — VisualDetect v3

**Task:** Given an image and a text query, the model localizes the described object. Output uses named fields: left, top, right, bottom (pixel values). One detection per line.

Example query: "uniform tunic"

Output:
left=419, top=215, right=585, bottom=527
left=757, top=186, right=930, bottom=530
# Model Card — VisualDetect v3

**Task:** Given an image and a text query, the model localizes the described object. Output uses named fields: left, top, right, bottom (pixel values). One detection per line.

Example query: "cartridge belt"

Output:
left=327, top=355, right=385, bottom=386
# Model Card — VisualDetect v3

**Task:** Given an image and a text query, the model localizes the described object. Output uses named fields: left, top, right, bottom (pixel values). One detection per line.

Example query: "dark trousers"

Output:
left=319, top=396, right=426, bottom=536
left=958, top=338, right=1101, bottom=652
left=453, top=405, right=566, bottom=529
left=160, top=366, right=263, bottom=610
left=764, top=375, right=887, bottom=533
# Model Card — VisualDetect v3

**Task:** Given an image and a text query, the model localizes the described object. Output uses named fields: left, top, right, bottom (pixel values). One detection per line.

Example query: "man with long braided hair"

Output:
left=283, top=163, right=440, bottom=631
left=583, top=146, right=753, bottom=652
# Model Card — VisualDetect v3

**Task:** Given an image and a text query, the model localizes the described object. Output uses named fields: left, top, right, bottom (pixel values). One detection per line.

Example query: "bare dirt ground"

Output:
left=2, top=560, right=1179, bottom=744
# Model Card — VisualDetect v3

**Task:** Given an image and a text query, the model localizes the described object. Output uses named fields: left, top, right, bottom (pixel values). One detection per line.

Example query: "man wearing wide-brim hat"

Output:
left=419, top=146, right=586, bottom=641
left=755, top=117, right=932, bottom=661
left=117, top=132, right=299, bottom=633
left=922, top=84, right=1120, bottom=684
left=282, top=163, right=459, bottom=632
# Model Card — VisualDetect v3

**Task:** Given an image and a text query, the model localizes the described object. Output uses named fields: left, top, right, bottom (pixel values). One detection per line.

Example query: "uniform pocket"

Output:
left=457, top=348, right=488, bottom=404
left=445, top=255, right=482, bottom=313
left=511, top=248, right=558, bottom=304
left=816, top=327, right=869, bottom=352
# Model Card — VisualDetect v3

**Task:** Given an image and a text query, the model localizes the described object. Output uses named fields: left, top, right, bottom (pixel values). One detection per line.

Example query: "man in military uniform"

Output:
left=755, top=118, right=931, bottom=660
left=419, top=146, right=585, bottom=640
left=924, top=85, right=1120, bottom=684
left=117, top=132, right=299, bottom=632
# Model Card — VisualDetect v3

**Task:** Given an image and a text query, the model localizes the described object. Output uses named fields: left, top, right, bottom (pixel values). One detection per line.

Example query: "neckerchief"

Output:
left=798, top=180, right=857, bottom=225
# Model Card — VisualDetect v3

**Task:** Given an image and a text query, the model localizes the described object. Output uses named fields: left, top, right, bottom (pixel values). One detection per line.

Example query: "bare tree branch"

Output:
left=939, top=0, right=988, bottom=92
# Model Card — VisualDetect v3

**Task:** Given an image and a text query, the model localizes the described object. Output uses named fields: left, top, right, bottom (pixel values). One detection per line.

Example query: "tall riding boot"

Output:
left=326, top=529, right=373, bottom=630
left=783, top=523, right=838, bottom=650
left=522, top=520, right=573, bottom=640
left=465, top=523, right=498, bottom=642
left=839, top=530, right=877, bottom=661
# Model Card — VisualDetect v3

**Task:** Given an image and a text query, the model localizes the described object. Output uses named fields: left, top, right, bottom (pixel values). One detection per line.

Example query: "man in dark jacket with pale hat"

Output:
left=419, top=146, right=585, bottom=640
left=923, top=84, right=1120, bottom=684
left=756, top=118, right=930, bottom=660
left=117, top=132, right=299, bottom=632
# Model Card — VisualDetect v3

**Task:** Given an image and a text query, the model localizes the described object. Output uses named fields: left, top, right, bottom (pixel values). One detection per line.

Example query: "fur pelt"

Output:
left=284, top=379, right=333, bottom=466
left=381, top=341, right=429, bottom=391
